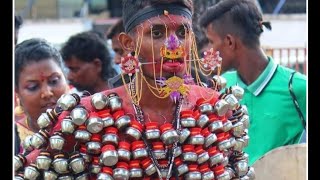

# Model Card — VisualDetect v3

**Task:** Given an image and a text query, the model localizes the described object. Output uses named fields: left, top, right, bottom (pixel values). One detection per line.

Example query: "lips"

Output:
left=162, top=58, right=184, bottom=72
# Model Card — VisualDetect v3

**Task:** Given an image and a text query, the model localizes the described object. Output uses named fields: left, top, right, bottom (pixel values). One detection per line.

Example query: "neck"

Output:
left=91, top=80, right=110, bottom=94
left=236, top=47, right=269, bottom=85
left=26, top=117, right=40, bottom=133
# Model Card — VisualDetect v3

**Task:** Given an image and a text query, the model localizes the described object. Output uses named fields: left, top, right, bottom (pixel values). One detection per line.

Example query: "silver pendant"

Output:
left=91, top=92, right=108, bottom=110
left=70, top=106, right=89, bottom=126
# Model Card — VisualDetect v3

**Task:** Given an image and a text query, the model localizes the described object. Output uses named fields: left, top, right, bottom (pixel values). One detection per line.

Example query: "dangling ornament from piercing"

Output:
left=160, top=34, right=185, bottom=59
left=201, top=48, right=222, bottom=70
left=120, top=53, right=140, bottom=76
left=156, top=76, right=189, bottom=103
left=183, top=73, right=195, bottom=85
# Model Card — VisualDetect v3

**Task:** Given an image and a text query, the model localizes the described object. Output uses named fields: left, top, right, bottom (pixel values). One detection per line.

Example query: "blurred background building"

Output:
left=14, top=0, right=307, bottom=74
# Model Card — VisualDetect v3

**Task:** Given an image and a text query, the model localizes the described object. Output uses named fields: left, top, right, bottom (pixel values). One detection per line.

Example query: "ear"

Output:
left=93, top=58, right=102, bottom=72
left=118, top=32, right=135, bottom=53
left=225, top=34, right=236, bottom=50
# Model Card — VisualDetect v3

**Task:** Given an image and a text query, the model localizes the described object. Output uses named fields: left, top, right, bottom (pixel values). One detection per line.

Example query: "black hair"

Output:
left=15, top=38, right=64, bottom=87
left=199, top=0, right=271, bottom=48
left=15, top=15, right=23, bottom=30
left=60, top=31, right=117, bottom=81
left=122, top=0, right=194, bottom=33
left=106, top=19, right=124, bottom=39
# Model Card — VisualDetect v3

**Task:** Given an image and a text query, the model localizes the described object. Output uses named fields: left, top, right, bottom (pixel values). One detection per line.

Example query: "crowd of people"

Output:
left=13, top=0, right=306, bottom=179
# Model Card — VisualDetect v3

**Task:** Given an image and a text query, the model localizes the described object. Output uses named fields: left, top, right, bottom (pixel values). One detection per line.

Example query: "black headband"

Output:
left=124, top=4, right=192, bottom=33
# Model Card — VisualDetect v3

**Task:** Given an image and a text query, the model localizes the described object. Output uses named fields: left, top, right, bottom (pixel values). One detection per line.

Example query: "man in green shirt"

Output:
left=199, top=0, right=306, bottom=165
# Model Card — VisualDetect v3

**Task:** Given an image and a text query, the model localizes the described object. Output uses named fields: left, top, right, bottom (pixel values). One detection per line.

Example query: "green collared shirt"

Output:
left=222, top=57, right=306, bottom=165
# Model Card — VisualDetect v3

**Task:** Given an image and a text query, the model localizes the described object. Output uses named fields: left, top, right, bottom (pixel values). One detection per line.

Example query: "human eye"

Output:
left=152, top=29, right=164, bottom=39
left=49, top=76, right=61, bottom=86
left=177, top=27, right=187, bottom=38
left=26, top=83, right=39, bottom=92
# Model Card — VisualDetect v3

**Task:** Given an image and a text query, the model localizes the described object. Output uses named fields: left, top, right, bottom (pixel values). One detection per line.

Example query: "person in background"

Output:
left=14, top=38, right=70, bottom=154
left=60, top=31, right=118, bottom=94
left=199, top=0, right=306, bottom=165
left=14, top=15, right=23, bottom=45
left=106, top=18, right=132, bottom=88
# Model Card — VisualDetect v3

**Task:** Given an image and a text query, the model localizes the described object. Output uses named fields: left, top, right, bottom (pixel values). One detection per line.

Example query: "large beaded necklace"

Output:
left=14, top=83, right=256, bottom=180
left=131, top=81, right=184, bottom=179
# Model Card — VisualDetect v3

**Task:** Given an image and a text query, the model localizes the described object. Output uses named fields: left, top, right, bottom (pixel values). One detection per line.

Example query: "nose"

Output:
left=40, top=85, right=54, bottom=99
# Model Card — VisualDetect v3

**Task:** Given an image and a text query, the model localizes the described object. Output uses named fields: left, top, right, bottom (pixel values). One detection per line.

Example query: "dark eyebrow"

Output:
left=150, top=24, right=166, bottom=30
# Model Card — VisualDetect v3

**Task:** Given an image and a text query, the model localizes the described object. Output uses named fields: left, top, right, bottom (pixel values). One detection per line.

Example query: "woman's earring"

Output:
left=14, top=98, right=24, bottom=116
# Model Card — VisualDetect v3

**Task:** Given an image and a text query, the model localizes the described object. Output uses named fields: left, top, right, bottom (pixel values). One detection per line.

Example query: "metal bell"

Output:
left=97, top=109, right=114, bottom=128
left=107, top=93, right=123, bottom=112
left=74, top=125, right=92, bottom=142
left=113, top=162, right=130, bottom=180
left=231, top=85, right=244, bottom=100
left=86, top=112, right=104, bottom=134
left=79, top=144, right=92, bottom=164
left=49, top=132, right=65, bottom=151
left=233, top=138, right=246, bottom=152
left=86, top=134, right=102, bottom=155
left=57, top=174, right=74, bottom=180
left=213, top=165, right=230, bottom=180
left=197, top=114, right=210, bottom=128
left=222, top=118, right=233, bottom=132
left=246, top=166, right=255, bottom=180
left=145, top=122, right=160, bottom=140
left=225, top=166, right=236, bottom=179
left=159, top=160, right=171, bottom=178
left=22, top=135, right=34, bottom=152
left=202, top=127, right=218, bottom=148
left=91, top=92, right=108, bottom=110
left=61, top=116, right=76, bottom=134
left=184, top=164, right=202, bottom=180
left=36, top=151, right=52, bottom=170
left=141, top=157, right=157, bottom=176
left=240, top=114, right=250, bottom=129
left=234, top=159, right=249, bottom=176
left=69, top=152, right=85, bottom=174
left=179, top=128, right=190, bottom=144
left=181, top=145, right=198, bottom=162
left=102, top=127, right=119, bottom=146
left=14, top=154, right=26, bottom=172
left=188, top=127, right=205, bottom=145
left=14, top=172, right=24, bottom=180
left=90, top=156, right=102, bottom=174
left=232, top=120, right=245, bottom=138
left=31, top=129, right=49, bottom=149
left=24, top=163, right=40, bottom=180
left=224, top=94, right=239, bottom=110
left=173, top=145, right=182, bottom=157
left=57, top=93, right=80, bottom=111
left=152, top=141, right=166, bottom=159
left=174, top=157, right=189, bottom=176
left=242, top=133, right=250, bottom=148
left=180, top=110, right=196, bottom=127
left=131, top=141, right=148, bottom=160
left=129, top=160, right=143, bottom=178
left=70, top=106, right=89, bottom=126
left=113, top=110, right=131, bottom=131
left=160, top=123, right=179, bottom=145
left=37, top=112, right=52, bottom=129
left=97, top=167, right=114, bottom=180
left=199, top=163, right=215, bottom=180
left=208, top=146, right=224, bottom=167
left=212, top=75, right=227, bottom=91
left=124, top=120, right=143, bottom=141
left=43, top=169, right=58, bottom=180
left=100, top=144, right=119, bottom=166
left=75, top=172, right=90, bottom=180
left=214, top=99, right=231, bottom=116
left=118, top=141, right=131, bottom=162
left=52, top=153, right=69, bottom=174
left=217, top=133, right=232, bottom=151
left=195, top=146, right=209, bottom=164
left=196, top=98, right=214, bottom=114
left=208, top=114, right=224, bottom=133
